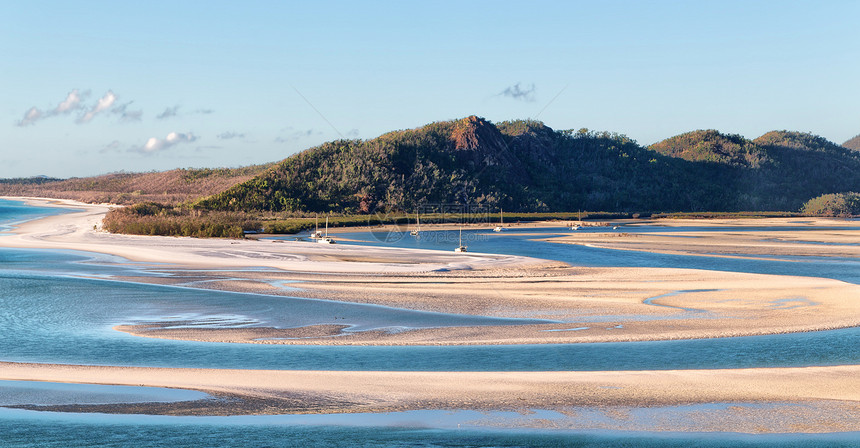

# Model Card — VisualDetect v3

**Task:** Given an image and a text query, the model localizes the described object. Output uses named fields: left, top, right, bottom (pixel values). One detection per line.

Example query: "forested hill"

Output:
left=194, top=116, right=860, bottom=214
left=844, top=134, right=860, bottom=151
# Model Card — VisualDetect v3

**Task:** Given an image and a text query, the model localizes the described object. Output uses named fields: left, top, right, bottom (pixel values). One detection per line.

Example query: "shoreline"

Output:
left=0, top=196, right=550, bottom=274
left=1, top=196, right=859, bottom=431
left=2, top=195, right=860, bottom=346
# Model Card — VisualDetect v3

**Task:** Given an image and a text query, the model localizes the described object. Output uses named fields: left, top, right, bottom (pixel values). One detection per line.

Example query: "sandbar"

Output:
left=0, top=361, right=857, bottom=433
left=3, top=196, right=860, bottom=346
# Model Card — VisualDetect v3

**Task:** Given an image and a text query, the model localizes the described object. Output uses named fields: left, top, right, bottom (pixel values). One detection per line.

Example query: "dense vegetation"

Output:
left=195, top=117, right=860, bottom=215
left=102, top=203, right=255, bottom=238
left=102, top=201, right=634, bottom=238
left=7, top=117, right=860, bottom=238
left=0, top=176, right=61, bottom=185
left=0, top=165, right=272, bottom=205
left=649, top=129, right=769, bottom=168
left=801, top=192, right=860, bottom=217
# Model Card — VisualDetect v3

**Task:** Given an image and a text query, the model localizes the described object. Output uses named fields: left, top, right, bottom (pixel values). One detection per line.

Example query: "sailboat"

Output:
left=454, top=227, right=467, bottom=252
left=317, top=215, right=335, bottom=244
left=493, top=209, right=504, bottom=232
left=410, top=211, right=421, bottom=236
left=570, top=210, right=581, bottom=230
left=310, top=216, right=323, bottom=239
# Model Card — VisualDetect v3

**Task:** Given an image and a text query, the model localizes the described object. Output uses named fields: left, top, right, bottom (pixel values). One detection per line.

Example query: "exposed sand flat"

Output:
left=4, top=197, right=859, bottom=346
left=547, top=217, right=860, bottom=259
left=3, top=199, right=860, bottom=433
left=0, top=197, right=549, bottom=273
left=116, top=267, right=860, bottom=345
left=0, top=362, right=858, bottom=426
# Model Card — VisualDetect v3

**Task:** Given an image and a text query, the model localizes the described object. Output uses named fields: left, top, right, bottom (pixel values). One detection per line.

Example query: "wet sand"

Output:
left=0, top=361, right=858, bottom=433
left=0, top=197, right=548, bottom=274
left=3, top=196, right=860, bottom=346
left=115, top=267, right=860, bottom=345
left=547, top=217, right=860, bottom=259
left=1, top=197, right=859, bottom=431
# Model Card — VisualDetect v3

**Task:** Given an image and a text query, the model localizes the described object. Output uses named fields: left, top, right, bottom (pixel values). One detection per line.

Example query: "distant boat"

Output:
left=493, top=209, right=504, bottom=232
left=410, top=211, right=421, bottom=236
left=570, top=210, right=582, bottom=230
left=454, top=227, right=467, bottom=252
left=310, top=216, right=323, bottom=239
left=317, top=215, right=335, bottom=244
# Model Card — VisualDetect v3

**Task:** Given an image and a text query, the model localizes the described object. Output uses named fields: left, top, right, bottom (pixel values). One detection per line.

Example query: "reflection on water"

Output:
left=0, top=407, right=856, bottom=448
left=325, top=226, right=860, bottom=284
left=0, top=381, right=208, bottom=406
left=1, top=264, right=859, bottom=371
left=2, top=201, right=860, bottom=445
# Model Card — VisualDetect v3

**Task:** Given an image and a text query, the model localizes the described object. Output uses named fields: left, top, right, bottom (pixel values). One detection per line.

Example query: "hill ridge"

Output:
left=193, top=117, right=860, bottom=214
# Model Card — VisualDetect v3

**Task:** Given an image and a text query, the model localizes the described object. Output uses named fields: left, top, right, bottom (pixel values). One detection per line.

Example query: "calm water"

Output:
left=329, top=226, right=860, bottom=284
left=1, top=199, right=858, bottom=446
left=1, top=407, right=857, bottom=448
left=1, top=248, right=859, bottom=371
left=0, top=198, right=75, bottom=233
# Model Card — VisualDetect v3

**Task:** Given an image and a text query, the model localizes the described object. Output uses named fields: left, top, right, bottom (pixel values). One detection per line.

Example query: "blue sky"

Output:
left=2, top=0, right=858, bottom=178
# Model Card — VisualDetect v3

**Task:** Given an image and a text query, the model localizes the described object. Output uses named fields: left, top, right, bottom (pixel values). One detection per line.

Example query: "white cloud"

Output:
left=77, top=91, right=117, bottom=123
left=217, top=131, right=245, bottom=140
left=156, top=105, right=180, bottom=120
left=274, top=129, right=320, bottom=143
left=54, top=89, right=87, bottom=114
left=133, top=131, right=198, bottom=154
left=498, top=82, right=536, bottom=102
left=157, top=105, right=213, bottom=120
left=99, top=140, right=122, bottom=154
left=111, top=101, right=143, bottom=122
left=17, top=107, right=43, bottom=127
left=15, top=89, right=143, bottom=127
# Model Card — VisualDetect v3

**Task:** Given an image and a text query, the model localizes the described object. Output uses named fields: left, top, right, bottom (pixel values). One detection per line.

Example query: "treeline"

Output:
left=102, top=202, right=649, bottom=238
left=801, top=192, right=860, bottom=217
left=194, top=116, right=860, bottom=216
left=0, top=165, right=272, bottom=206
left=102, top=203, right=258, bottom=238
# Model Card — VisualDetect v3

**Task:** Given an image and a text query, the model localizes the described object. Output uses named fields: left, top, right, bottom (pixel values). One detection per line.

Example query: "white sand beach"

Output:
left=1, top=196, right=858, bottom=432
left=0, top=361, right=858, bottom=432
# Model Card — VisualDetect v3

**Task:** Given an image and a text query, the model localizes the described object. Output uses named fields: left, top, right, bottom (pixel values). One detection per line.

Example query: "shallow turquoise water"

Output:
left=1, top=199, right=858, bottom=446
left=328, top=226, right=860, bottom=284
left=0, top=381, right=207, bottom=406
left=0, top=198, right=75, bottom=233
left=1, top=253, right=859, bottom=371
left=0, top=407, right=857, bottom=448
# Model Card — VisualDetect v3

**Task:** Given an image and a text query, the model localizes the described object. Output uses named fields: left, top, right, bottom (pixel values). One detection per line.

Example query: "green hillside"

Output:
left=194, top=117, right=860, bottom=214
left=7, top=117, right=858, bottom=218
left=195, top=116, right=709, bottom=213
left=649, top=129, right=770, bottom=168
